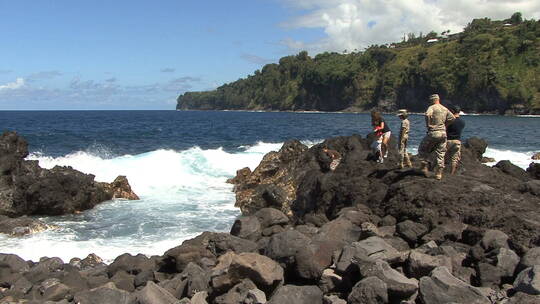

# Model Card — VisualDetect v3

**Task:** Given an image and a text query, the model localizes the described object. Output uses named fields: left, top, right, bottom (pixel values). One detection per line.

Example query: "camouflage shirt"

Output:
left=425, top=103, right=455, bottom=132
left=400, top=119, right=410, bottom=139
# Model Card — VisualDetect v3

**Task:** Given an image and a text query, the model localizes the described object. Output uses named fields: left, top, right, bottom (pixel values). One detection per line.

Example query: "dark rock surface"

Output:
left=0, top=131, right=139, bottom=221
left=1, top=134, right=539, bottom=303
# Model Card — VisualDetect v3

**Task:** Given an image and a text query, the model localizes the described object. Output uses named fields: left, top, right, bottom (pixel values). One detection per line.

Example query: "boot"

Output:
left=420, top=161, right=429, bottom=176
left=435, top=167, right=443, bottom=180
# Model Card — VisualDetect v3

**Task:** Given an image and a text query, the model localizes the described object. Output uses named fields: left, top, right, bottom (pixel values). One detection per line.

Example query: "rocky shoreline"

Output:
left=1, top=132, right=539, bottom=303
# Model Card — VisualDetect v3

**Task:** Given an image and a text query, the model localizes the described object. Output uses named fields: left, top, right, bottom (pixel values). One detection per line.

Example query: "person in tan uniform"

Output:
left=397, top=109, right=412, bottom=169
left=418, top=94, right=455, bottom=180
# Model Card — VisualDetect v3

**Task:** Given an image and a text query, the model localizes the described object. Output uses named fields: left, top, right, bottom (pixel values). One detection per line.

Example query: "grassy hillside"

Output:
left=177, top=14, right=540, bottom=114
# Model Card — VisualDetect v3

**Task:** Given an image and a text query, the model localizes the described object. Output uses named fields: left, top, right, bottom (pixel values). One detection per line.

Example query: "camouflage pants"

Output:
left=398, top=135, right=410, bottom=165
left=418, top=131, right=447, bottom=169
left=446, top=139, right=461, bottom=167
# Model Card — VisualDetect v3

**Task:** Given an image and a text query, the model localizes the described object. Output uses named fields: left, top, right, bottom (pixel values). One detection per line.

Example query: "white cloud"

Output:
left=279, top=0, right=540, bottom=53
left=0, top=78, right=25, bottom=90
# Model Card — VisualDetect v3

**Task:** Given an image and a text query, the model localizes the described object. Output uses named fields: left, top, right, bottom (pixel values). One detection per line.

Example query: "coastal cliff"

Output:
left=178, top=14, right=540, bottom=115
left=1, top=133, right=539, bottom=303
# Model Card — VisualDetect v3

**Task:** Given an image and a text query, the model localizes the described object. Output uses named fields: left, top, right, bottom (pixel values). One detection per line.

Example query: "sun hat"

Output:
left=429, top=94, right=440, bottom=101
left=396, top=109, right=408, bottom=116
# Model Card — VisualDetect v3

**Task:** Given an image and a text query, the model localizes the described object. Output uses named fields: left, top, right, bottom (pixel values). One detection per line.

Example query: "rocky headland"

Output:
left=0, top=132, right=539, bottom=303
left=0, top=131, right=139, bottom=236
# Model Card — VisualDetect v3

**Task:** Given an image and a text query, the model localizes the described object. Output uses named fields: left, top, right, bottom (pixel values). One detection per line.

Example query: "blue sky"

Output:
left=1, top=0, right=539, bottom=110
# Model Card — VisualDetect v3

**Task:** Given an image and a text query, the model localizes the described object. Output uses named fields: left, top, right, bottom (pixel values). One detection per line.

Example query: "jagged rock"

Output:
left=0, top=131, right=138, bottom=218
left=396, top=220, right=428, bottom=245
left=0, top=215, right=52, bottom=236
left=490, top=248, right=520, bottom=278
left=107, top=253, right=156, bottom=277
left=211, top=251, right=283, bottom=295
left=136, top=281, right=179, bottom=304
left=230, top=216, right=261, bottom=241
left=513, top=266, right=540, bottom=295
left=41, top=282, right=71, bottom=302
left=134, top=269, right=154, bottom=287
left=158, top=276, right=187, bottom=300
left=419, top=266, right=489, bottom=304
left=464, top=137, right=487, bottom=162
left=355, top=258, right=418, bottom=300
left=407, top=250, right=452, bottom=279
left=99, top=176, right=139, bottom=200
left=25, top=257, right=64, bottom=284
left=295, top=239, right=343, bottom=280
left=267, top=285, right=323, bottom=304
left=73, top=282, right=135, bottom=304
left=476, top=262, right=504, bottom=287
left=347, top=276, right=388, bottom=304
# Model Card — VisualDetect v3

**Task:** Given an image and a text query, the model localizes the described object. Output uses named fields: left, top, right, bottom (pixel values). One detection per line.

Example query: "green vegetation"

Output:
left=177, top=14, right=540, bottom=114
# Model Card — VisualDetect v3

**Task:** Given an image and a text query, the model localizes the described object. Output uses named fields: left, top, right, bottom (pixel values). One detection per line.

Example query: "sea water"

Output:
left=0, top=110, right=538, bottom=262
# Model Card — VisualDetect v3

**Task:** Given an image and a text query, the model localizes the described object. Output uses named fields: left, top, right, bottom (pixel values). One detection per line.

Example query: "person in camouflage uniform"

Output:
left=418, top=94, right=455, bottom=180
left=397, top=109, right=412, bottom=169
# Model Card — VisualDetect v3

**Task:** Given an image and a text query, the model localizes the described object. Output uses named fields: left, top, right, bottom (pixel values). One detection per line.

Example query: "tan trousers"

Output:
left=446, top=139, right=461, bottom=167
left=418, top=130, right=447, bottom=169
left=399, top=135, right=410, bottom=165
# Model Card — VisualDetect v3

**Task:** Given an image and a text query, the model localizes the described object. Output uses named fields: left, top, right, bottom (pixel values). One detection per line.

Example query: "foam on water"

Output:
left=482, top=147, right=539, bottom=169
left=0, top=142, right=282, bottom=263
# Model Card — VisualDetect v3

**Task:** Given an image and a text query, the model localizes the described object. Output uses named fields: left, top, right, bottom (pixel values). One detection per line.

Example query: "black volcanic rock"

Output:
left=0, top=131, right=139, bottom=220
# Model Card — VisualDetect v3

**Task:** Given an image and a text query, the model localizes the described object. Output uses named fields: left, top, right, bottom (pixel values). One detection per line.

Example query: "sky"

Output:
left=1, top=0, right=539, bottom=110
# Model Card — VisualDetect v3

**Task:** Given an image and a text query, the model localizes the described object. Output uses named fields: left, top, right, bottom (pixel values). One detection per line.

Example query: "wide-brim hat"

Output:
left=396, top=109, right=408, bottom=116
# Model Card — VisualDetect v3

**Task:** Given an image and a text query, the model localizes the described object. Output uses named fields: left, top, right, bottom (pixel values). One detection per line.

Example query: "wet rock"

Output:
left=99, top=176, right=140, bottom=200
left=532, top=152, right=540, bottom=160
left=230, top=216, right=261, bottom=241
left=267, top=285, right=323, bottom=304
left=513, top=265, right=540, bottom=295
left=347, top=276, right=388, bottom=304
left=0, top=215, right=52, bottom=236
left=0, top=131, right=138, bottom=217
left=419, top=266, right=489, bottom=304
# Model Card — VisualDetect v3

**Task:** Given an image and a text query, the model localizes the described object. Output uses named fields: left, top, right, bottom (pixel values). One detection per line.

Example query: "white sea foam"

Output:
left=2, top=142, right=282, bottom=263
left=482, top=147, right=539, bottom=169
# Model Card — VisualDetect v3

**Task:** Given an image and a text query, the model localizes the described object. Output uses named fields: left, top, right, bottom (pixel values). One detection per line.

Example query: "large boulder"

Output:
left=73, top=282, right=135, bottom=304
left=0, top=131, right=139, bottom=217
left=513, top=266, right=540, bottom=295
left=347, top=276, right=388, bottom=304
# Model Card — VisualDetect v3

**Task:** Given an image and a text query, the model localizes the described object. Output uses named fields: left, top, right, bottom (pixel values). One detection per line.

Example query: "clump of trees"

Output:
left=178, top=13, right=540, bottom=114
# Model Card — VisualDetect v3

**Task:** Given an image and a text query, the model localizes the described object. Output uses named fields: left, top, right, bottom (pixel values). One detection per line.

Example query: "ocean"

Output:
left=0, top=110, right=538, bottom=262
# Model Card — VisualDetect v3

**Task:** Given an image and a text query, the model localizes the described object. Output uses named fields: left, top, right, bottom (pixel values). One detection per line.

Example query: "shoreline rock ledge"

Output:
left=0, top=133, right=539, bottom=303
left=0, top=131, right=139, bottom=222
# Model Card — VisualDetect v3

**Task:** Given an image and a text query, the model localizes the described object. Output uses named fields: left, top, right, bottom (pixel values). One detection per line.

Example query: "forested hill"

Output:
left=177, top=14, right=540, bottom=114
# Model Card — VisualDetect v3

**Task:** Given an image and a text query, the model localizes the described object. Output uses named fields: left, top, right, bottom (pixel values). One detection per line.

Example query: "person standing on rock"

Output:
left=371, top=111, right=391, bottom=160
left=446, top=105, right=465, bottom=174
left=397, top=109, right=412, bottom=169
left=418, top=94, right=455, bottom=180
